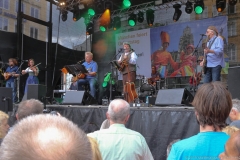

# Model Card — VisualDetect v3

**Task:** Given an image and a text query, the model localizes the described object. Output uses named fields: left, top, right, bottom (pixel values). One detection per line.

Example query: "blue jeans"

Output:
left=6, top=80, right=17, bottom=102
left=77, top=78, right=97, bottom=98
left=204, top=65, right=222, bottom=83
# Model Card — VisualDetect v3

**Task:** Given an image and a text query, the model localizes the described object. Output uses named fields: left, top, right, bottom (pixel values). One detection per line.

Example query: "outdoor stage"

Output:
left=46, top=105, right=199, bottom=160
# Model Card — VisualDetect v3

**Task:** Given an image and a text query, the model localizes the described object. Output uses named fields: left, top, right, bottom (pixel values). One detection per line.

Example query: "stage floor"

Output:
left=45, top=105, right=198, bottom=160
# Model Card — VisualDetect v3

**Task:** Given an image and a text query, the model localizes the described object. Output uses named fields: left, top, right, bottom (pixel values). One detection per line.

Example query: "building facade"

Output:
left=0, top=0, right=47, bottom=41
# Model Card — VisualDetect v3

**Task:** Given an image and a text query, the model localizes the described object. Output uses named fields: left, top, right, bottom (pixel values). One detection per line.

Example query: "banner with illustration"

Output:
left=115, top=16, right=228, bottom=80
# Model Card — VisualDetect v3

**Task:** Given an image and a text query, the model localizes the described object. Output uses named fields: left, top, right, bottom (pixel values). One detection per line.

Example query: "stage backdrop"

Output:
left=115, top=16, right=228, bottom=79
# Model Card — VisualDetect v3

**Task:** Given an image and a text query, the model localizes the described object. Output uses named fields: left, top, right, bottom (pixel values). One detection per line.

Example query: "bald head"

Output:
left=0, top=114, right=92, bottom=160
left=107, top=99, right=130, bottom=124
left=219, top=130, right=240, bottom=159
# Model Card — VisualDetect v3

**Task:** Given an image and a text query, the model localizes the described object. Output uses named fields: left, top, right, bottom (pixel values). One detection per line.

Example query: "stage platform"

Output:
left=45, top=105, right=199, bottom=160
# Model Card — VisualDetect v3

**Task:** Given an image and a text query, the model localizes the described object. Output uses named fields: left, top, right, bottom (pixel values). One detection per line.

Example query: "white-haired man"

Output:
left=229, top=99, right=240, bottom=129
left=88, top=99, right=153, bottom=160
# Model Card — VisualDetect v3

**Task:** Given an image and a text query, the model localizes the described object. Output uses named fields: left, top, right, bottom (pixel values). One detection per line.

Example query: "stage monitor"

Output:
left=0, top=87, right=13, bottom=113
left=62, top=91, right=97, bottom=105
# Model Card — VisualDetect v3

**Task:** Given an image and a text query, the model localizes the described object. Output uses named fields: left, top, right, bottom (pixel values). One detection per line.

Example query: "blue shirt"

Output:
left=206, top=36, right=225, bottom=68
left=82, top=60, right=98, bottom=79
left=168, top=132, right=229, bottom=160
left=5, top=66, right=19, bottom=82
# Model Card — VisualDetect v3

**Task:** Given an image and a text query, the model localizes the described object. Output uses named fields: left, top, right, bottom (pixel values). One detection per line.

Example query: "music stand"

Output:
left=64, top=64, right=88, bottom=76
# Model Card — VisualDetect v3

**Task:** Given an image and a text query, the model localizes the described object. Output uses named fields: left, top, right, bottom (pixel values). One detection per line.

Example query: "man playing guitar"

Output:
left=77, top=52, right=98, bottom=98
left=5, top=58, right=20, bottom=102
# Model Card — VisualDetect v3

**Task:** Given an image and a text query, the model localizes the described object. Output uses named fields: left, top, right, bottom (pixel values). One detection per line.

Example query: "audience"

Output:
left=229, top=99, right=240, bottom=128
left=222, top=126, right=239, bottom=136
left=168, top=82, right=232, bottom=159
left=0, top=111, right=9, bottom=145
left=219, top=130, right=240, bottom=159
left=0, top=114, right=92, bottom=160
left=88, top=99, right=154, bottom=160
left=88, top=136, right=103, bottom=160
left=16, top=99, right=44, bottom=120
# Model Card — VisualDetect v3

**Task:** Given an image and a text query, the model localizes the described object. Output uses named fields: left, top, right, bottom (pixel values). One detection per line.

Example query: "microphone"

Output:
left=21, top=60, right=28, bottom=62
left=200, top=34, right=206, bottom=36
left=77, top=59, right=85, bottom=64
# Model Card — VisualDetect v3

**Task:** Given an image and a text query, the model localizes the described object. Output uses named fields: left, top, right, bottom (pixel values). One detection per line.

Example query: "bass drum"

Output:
left=140, top=83, right=155, bottom=93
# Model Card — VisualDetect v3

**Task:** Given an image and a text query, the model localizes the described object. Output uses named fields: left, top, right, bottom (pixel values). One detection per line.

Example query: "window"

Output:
left=228, top=44, right=237, bottom=61
left=15, top=1, right=25, bottom=13
left=200, top=6, right=208, bottom=19
left=212, top=5, right=219, bottom=17
left=228, top=20, right=237, bottom=36
left=0, top=0, right=9, bottom=10
left=0, top=17, right=8, bottom=31
left=30, top=27, right=38, bottom=39
left=228, top=5, right=236, bottom=14
left=31, top=7, right=39, bottom=19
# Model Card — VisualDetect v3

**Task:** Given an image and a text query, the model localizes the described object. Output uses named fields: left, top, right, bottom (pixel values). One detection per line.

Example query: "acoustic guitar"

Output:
left=3, top=72, right=16, bottom=80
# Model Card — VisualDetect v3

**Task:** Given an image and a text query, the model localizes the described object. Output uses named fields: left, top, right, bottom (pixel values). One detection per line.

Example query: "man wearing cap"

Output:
left=200, top=26, right=224, bottom=83
left=118, top=42, right=138, bottom=90
left=151, top=31, right=178, bottom=78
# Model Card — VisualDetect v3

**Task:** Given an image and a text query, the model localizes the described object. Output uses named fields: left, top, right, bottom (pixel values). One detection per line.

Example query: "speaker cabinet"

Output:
left=228, top=66, right=240, bottom=99
left=155, top=88, right=194, bottom=106
left=0, top=87, right=13, bottom=113
left=62, top=91, right=97, bottom=105
left=27, top=84, right=46, bottom=102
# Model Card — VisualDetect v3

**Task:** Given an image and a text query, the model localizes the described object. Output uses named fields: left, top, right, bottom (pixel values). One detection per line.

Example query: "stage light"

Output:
left=86, top=21, right=93, bottom=35
left=123, top=0, right=131, bottom=8
left=194, top=0, right=204, bottom=14
left=146, top=9, right=154, bottom=26
left=99, top=25, right=106, bottom=32
left=128, top=13, right=137, bottom=26
left=104, top=1, right=113, bottom=10
left=88, top=8, right=95, bottom=16
left=113, top=17, right=121, bottom=30
left=137, top=11, right=144, bottom=23
left=185, top=1, right=193, bottom=14
left=216, top=0, right=226, bottom=12
left=73, top=6, right=82, bottom=21
left=229, top=0, right=237, bottom=6
left=173, top=4, right=182, bottom=22
left=99, top=9, right=111, bottom=32
left=61, top=10, right=68, bottom=22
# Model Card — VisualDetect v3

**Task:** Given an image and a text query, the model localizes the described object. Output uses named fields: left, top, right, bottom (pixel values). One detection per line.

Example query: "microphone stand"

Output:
left=191, top=35, right=205, bottom=96
left=14, top=61, right=25, bottom=102
left=108, top=49, right=123, bottom=101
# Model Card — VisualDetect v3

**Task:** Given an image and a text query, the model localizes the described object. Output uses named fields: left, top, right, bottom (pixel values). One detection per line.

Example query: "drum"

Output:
left=140, top=83, right=155, bottom=92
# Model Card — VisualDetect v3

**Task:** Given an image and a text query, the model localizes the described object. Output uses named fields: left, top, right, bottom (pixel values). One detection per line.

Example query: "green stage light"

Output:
left=99, top=26, right=106, bottom=32
left=88, top=8, right=95, bottom=16
left=194, top=0, right=204, bottom=14
left=128, top=13, right=136, bottom=26
left=123, top=0, right=131, bottom=8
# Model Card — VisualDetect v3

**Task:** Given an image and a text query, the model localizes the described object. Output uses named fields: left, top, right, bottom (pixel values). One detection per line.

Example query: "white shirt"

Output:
left=118, top=51, right=138, bottom=64
left=88, top=124, right=154, bottom=160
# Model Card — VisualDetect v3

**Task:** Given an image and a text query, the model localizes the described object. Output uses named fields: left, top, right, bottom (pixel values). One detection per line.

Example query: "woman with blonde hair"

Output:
left=88, top=136, right=102, bottom=160
left=0, top=111, right=10, bottom=144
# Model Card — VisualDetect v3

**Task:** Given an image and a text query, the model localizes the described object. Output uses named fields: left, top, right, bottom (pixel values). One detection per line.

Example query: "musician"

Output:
left=200, top=26, right=224, bottom=83
left=21, top=59, right=39, bottom=93
left=118, top=42, right=138, bottom=88
left=5, top=58, right=20, bottom=102
left=77, top=52, right=98, bottom=98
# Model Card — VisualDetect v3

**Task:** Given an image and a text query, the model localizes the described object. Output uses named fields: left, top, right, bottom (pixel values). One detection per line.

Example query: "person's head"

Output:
left=123, top=42, right=131, bottom=52
left=186, top=44, right=194, bottom=54
left=151, top=66, right=157, bottom=74
left=8, top=58, right=18, bottom=66
left=28, top=59, right=35, bottom=67
left=162, top=42, right=169, bottom=50
left=222, top=126, right=239, bottom=136
left=0, top=114, right=92, bottom=160
left=85, top=52, right=93, bottom=63
left=106, top=99, right=130, bottom=125
left=16, top=99, right=44, bottom=121
left=219, top=130, right=240, bottom=159
left=206, top=26, right=218, bottom=39
left=160, top=31, right=170, bottom=50
left=192, top=82, right=232, bottom=131
left=88, top=137, right=102, bottom=160
left=0, top=111, right=9, bottom=139
left=167, top=139, right=181, bottom=157
left=229, top=99, right=240, bottom=121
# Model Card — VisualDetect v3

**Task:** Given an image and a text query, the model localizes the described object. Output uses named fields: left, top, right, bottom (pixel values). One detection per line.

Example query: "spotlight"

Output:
left=185, top=1, right=193, bottom=14
left=104, top=1, right=113, bottom=10
left=99, top=25, right=107, bottom=32
left=229, top=0, right=237, bottom=6
left=123, top=0, right=131, bottom=8
left=61, top=10, right=68, bottom=22
left=216, top=0, right=226, bottom=12
left=146, top=9, right=154, bottom=26
left=73, top=6, right=82, bottom=21
left=194, top=0, right=204, bottom=14
left=128, top=13, right=137, bottom=26
left=99, top=9, right=111, bottom=32
left=86, top=21, right=93, bottom=35
left=113, top=17, right=121, bottom=30
left=173, top=4, right=182, bottom=22
left=137, top=11, right=144, bottom=23
left=88, top=8, right=95, bottom=16
left=59, top=0, right=66, bottom=6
